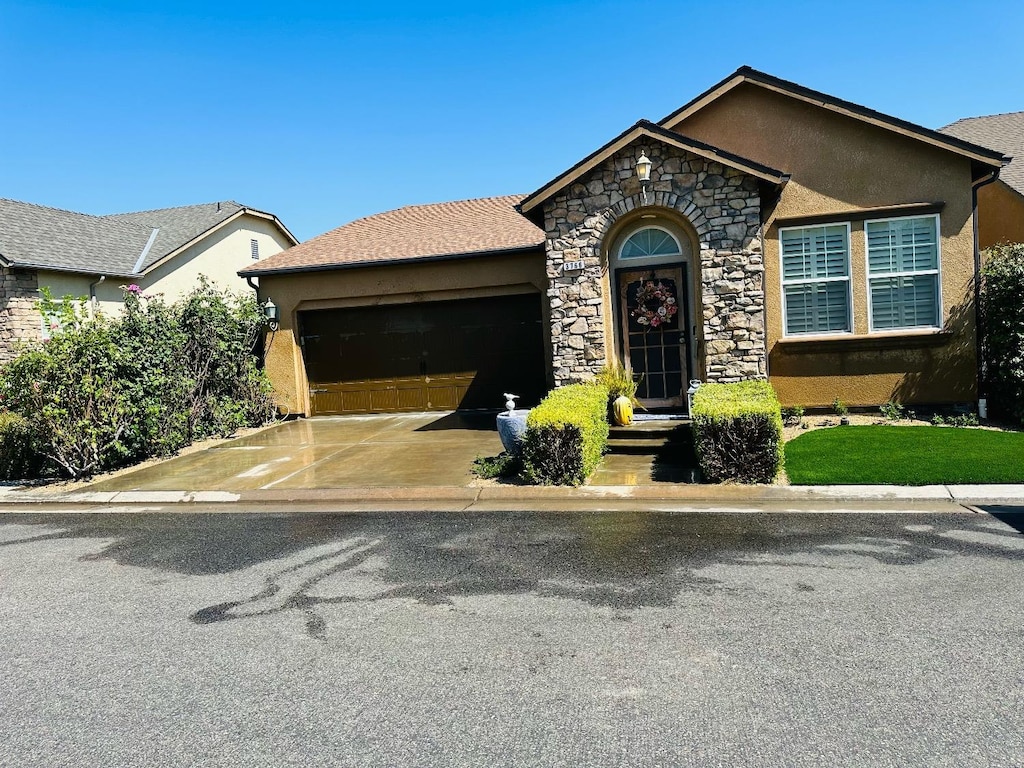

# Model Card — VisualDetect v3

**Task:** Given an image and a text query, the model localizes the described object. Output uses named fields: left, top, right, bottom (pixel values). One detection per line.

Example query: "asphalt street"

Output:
left=1, top=508, right=1022, bottom=767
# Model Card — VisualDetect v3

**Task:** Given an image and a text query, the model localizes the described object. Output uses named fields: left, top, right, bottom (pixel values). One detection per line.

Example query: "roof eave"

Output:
left=660, top=66, right=1007, bottom=169
left=517, top=120, right=788, bottom=226
left=238, top=244, right=544, bottom=278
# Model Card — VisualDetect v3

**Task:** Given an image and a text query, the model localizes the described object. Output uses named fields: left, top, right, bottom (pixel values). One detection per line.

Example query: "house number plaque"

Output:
left=562, top=260, right=586, bottom=272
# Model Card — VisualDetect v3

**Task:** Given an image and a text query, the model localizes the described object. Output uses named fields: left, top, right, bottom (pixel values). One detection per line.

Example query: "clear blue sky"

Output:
left=2, top=0, right=1022, bottom=241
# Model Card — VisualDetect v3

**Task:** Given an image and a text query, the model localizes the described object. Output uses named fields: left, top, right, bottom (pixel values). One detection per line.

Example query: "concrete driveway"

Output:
left=86, top=412, right=504, bottom=492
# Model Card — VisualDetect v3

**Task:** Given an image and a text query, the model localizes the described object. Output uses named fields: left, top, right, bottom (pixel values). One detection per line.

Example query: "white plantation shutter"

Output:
left=866, top=216, right=940, bottom=330
left=780, top=224, right=851, bottom=335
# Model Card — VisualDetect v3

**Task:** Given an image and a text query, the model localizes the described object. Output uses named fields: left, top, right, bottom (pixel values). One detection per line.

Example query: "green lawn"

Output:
left=784, top=425, right=1024, bottom=485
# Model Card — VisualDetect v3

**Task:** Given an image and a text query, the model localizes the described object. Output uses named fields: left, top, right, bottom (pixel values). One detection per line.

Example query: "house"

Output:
left=241, top=67, right=1009, bottom=416
left=0, top=199, right=297, bottom=360
left=940, top=111, right=1024, bottom=249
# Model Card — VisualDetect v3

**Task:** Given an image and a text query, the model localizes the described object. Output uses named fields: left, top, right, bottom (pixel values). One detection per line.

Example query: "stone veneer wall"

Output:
left=0, top=267, right=41, bottom=362
left=542, top=143, right=768, bottom=387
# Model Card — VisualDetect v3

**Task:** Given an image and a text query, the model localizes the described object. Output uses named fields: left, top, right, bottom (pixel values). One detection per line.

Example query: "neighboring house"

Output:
left=0, top=199, right=297, bottom=360
left=940, top=111, right=1024, bottom=249
left=242, top=67, right=1009, bottom=416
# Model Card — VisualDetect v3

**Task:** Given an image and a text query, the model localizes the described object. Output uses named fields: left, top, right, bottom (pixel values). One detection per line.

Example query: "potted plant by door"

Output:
left=597, top=362, right=642, bottom=426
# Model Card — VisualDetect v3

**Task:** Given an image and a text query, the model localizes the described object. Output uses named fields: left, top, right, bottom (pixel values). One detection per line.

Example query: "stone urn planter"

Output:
left=496, top=410, right=530, bottom=457
left=497, top=393, right=529, bottom=457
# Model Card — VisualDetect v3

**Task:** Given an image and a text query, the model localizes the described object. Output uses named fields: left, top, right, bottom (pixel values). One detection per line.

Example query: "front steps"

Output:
left=592, top=419, right=700, bottom=485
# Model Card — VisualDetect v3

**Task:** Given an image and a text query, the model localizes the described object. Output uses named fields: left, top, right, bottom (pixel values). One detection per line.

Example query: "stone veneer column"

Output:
left=0, top=268, right=41, bottom=362
left=542, top=143, right=768, bottom=387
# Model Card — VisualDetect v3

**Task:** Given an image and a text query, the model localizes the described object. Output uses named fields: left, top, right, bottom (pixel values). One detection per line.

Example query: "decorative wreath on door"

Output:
left=630, top=279, right=678, bottom=330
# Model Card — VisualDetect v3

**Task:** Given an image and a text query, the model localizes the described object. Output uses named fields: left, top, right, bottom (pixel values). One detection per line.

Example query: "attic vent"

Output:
left=250, top=239, right=259, bottom=260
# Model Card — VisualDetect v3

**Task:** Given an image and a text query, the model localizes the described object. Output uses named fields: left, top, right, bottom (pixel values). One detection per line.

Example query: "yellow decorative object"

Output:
left=612, top=394, right=634, bottom=426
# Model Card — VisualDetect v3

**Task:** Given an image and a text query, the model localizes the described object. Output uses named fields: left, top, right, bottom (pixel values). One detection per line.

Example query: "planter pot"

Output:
left=611, top=395, right=634, bottom=426
left=496, top=410, right=530, bottom=457
left=840, top=416, right=850, bottom=426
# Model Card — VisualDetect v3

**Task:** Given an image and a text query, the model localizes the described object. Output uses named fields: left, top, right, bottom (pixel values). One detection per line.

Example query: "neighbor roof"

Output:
left=940, top=111, right=1023, bottom=195
left=660, top=66, right=1009, bottom=177
left=0, top=199, right=296, bottom=277
left=241, top=195, right=544, bottom=276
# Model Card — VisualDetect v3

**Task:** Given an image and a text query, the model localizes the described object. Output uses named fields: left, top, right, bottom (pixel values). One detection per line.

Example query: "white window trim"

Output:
left=618, top=225, right=684, bottom=261
left=778, top=221, right=854, bottom=338
left=863, top=213, right=943, bottom=333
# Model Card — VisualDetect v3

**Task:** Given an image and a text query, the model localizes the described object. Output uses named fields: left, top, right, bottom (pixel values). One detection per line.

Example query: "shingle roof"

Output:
left=940, top=111, right=1023, bottom=196
left=242, top=195, right=544, bottom=275
left=0, top=199, right=269, bottom=276
left=106, top=201, right=245, bottom=271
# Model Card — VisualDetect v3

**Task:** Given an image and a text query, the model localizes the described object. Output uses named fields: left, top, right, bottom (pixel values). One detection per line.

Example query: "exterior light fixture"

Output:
left=636, top=151, right=653, bottom=203
left=263, top=298, right=279, bottom=331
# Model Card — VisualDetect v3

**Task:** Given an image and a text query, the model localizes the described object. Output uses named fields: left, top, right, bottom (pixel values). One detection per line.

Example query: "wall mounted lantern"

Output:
left=636, top=151, right=653, bottom=204
left=263, top=298, right=280, bottom=331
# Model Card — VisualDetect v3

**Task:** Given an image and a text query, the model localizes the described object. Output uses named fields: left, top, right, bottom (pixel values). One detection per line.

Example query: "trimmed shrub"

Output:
left=980, top=242, right=1024, bottom=425
left=0, top=411, right=44, bottom=481
left=521, top=383, right=609, bottom=486
left=691, top=381, right=783, bottom=484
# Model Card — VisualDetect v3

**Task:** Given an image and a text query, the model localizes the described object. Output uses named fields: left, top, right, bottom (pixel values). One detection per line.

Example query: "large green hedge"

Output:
left=691, top=380, right=783, bottom=484
left=521, top=383, right=609, bottom=486
left=0, top=280, right=276, bottom=479
left=981, top=242, right=1024, bottom=425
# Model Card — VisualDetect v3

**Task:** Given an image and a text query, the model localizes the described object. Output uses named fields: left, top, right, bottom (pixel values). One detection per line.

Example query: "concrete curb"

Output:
left=1, top=483, right=1020, bottom=508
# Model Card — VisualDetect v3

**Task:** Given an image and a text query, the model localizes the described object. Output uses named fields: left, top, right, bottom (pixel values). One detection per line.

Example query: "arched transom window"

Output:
left=619, top=227, right=683, bottom=259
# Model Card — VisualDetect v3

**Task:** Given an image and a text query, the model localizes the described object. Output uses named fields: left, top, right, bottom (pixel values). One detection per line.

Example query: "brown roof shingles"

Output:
left=241, top=195, right=543, bottom=275
left=941, top=111, right=1024, bottom=196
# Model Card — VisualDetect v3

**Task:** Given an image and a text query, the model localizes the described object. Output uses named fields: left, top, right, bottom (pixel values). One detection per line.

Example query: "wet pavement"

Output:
left=86, top=412, right=505, bottom=491
left=83, top=412, right=700, bottom=493
left=1, top=508, right=1023, bottom=766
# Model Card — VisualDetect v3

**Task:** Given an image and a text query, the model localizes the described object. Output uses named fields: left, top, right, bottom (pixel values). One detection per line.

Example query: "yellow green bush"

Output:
left=521, top=383, right=609, bottom=486
left=691, top=380, right=783, bottom=483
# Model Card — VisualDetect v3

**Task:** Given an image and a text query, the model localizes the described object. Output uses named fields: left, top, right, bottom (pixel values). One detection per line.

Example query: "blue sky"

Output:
left=2, top=0, right=1022, bottom=241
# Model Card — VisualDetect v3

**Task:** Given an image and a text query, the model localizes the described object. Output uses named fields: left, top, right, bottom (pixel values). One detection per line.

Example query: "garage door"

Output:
left=300, top=294, right=548, bottom=415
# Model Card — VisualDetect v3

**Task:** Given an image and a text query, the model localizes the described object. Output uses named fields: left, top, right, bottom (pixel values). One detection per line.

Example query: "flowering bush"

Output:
left=0, top=279, right=276, bottom=479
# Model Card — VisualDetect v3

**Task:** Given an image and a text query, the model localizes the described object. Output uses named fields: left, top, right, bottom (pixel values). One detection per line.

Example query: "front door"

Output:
left=617, top=266, right=690, bottom=408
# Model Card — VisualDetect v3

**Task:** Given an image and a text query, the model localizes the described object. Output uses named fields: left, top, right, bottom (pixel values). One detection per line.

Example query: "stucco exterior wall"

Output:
left=143, top=215, right=291, bottom=300
left=673, top=84, right=979, bottom=406
left=978, top=180, right=1024, bottom=251
left=257, top=249, right=549, bottom=416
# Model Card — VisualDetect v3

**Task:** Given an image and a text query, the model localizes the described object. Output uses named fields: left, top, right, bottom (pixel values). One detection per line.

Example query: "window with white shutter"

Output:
left=779, top=223, right=852, bottom=335
left=865, top=215, right=940, bottom=331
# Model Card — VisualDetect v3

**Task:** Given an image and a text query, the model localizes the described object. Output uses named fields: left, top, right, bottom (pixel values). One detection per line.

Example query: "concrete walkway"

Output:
left=0, top=412, right=1021, bottom=511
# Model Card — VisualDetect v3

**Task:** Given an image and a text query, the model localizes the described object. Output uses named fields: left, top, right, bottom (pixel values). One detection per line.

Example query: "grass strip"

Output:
left=784, top=425, right=1024, bottom=485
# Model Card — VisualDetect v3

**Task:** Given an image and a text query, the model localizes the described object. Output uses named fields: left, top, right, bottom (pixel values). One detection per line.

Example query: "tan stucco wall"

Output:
left=257, top=249, right=550, bottom=416
left=673, top=83, right=979, bottom=406
left=979, top=179, right=1024, bottom=251
left=35, top=214, right=293, bottom=321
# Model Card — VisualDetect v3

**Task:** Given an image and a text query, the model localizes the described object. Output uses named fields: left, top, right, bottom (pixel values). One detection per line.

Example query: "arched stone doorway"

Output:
left=606, top=217, right=698, bottom=407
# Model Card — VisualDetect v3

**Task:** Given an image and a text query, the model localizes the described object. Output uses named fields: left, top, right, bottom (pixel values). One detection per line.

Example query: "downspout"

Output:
left=88, top=275, right=106, bottom=320
left=972, top=169, right=1000, bottom=416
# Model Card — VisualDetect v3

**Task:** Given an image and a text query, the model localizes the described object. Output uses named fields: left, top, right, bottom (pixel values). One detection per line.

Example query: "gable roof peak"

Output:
left=659, top=66, right=1007, bottom=172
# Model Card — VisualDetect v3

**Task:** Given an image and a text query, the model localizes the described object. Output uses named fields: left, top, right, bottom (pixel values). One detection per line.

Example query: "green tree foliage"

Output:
left=980, top=243, right=1024, bottom=425
left=0, top=280, right=276, bottom=479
